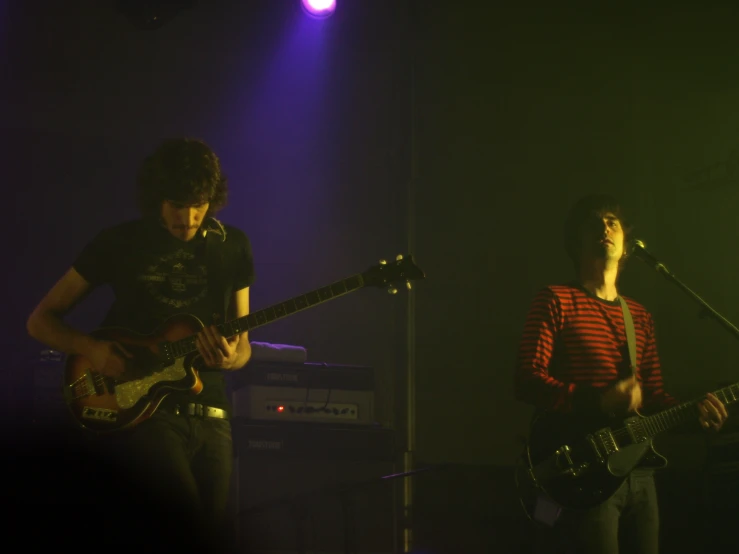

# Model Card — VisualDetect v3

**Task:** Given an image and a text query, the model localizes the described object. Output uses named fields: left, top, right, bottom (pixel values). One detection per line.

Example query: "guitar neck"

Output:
left=172, top=272, right=366, bottom=357
left=641, top=381, right=739, bottom=437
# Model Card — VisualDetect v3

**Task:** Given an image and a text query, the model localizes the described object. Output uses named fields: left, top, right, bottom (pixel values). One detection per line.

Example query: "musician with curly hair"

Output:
left=27, top=137, right=254, bottom=550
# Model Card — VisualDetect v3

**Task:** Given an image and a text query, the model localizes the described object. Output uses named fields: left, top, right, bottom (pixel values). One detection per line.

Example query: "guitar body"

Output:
left=516, top=411, right=668, bottom=513
left=59, top=255, right=427, bottom=434
left=64, top=313, right=206, bottom=434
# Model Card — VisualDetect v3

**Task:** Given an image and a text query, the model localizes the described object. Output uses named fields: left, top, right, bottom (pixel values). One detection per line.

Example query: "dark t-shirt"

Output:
left=73, top=217, right=255, bottom=412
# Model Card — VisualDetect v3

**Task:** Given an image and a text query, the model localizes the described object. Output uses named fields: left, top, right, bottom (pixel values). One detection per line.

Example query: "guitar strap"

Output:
left=618, top=296, right=638, bottom=378
left=203, top=219, right=232, bottom=326
left=619, top=295, right=663, bottom=467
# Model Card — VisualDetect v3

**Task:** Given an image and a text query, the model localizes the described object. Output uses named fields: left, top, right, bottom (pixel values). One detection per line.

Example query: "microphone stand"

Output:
left=634, top=247, right=739, bottom=342
left=636, top=243, right=739, bottom=545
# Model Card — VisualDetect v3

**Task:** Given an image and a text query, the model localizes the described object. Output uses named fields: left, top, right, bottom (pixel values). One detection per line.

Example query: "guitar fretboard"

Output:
left=169, top=273, right=365, bottom=358
left=640, top=381, right=739, bottom=437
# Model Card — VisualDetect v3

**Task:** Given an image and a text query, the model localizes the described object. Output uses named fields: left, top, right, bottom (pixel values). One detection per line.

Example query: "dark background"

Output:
left=3, top=1, right=738, bottom=552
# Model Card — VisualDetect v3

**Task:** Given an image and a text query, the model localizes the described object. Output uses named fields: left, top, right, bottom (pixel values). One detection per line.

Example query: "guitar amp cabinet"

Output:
left=228, top=361, right=376, bottom=425
left=230, top=419, right=397, bottom=552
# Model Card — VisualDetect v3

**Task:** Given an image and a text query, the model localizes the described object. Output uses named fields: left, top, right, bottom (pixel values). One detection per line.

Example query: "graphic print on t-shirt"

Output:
left=138, top=248, right=209, bottom=309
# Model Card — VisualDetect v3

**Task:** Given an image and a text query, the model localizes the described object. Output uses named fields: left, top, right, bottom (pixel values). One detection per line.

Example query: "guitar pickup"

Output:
left=158, top=341, right=174, bottom=365
left=592, top=428, right=619, bottom=457
left=585, top=434, right=605, bottom=464
left=585, top=428, right=620, bottom=463
left=64, top=369, right=103, bottom=401
left=625, top=417, right=648, bottom=443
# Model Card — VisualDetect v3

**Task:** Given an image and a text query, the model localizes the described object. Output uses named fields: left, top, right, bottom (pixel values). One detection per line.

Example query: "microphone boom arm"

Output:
left=633, top=241, right=739, bottom=341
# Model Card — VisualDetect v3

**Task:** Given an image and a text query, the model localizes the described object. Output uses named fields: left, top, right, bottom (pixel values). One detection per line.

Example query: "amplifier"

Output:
left=230, top=361, right=374, bottom=390
left=228, top=361, right=375, bottom=425
left=230, top=420, right=398, bottom=552
left=231, top=418, right=396, bottom=462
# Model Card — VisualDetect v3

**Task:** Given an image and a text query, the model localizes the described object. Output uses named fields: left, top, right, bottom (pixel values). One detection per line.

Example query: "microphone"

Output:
left=630, top=239, right=667, bottom=272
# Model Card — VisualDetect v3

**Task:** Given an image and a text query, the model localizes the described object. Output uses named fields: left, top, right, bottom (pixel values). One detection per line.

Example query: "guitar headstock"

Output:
left=363, top=254, right=426, bottom=294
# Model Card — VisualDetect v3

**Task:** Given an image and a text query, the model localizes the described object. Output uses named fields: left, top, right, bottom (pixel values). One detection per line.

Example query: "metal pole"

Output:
left=402, top=1, right=418, bottom=551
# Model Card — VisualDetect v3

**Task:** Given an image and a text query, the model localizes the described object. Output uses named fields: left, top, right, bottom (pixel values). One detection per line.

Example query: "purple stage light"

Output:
left=301, top=0, right=336, bottom=19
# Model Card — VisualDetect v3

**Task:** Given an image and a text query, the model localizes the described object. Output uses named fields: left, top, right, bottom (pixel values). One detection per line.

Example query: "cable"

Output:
left=514, top=456, right=536, bottom=523
left=301, top=369, right=333, bottom=415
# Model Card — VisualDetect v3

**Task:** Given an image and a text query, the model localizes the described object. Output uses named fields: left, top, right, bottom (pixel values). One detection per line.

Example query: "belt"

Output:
left=172, top=403, right=229, bottom=420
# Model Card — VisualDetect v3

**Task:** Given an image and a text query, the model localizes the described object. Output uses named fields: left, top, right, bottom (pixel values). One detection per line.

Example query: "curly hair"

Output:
left=564, top=193, right=634, bottom=271
left=136, top=137, right=228, bottom=218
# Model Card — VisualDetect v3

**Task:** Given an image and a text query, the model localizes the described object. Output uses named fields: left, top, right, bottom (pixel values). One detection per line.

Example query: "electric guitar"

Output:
left=63, top=255, right=425, bottom=434
left=515, top=381, right=739, bottom=512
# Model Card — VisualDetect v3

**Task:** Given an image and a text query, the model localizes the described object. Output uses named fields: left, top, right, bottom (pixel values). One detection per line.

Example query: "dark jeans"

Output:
left=554, top=471, right=660, bottom=554
left=98, top=409, right=235, bottom=550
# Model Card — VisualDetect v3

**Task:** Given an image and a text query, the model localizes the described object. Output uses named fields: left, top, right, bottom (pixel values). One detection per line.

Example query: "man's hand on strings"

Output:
left=698, top=392, right=728, bottom=432
left=601, top=376, right=643, bottom=417
left=86, top=339, right=133, bottom=378
left=197, top=325, right=240, bottom=370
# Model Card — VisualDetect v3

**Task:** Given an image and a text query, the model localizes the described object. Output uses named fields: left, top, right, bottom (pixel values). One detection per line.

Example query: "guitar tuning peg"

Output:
left=379, top=259, right=387, bottom=265
left=396, top=254, right=404, bottom=261
left=406, top=280, right=412, bottom=290
left=387, top=286, right=398, bottom=295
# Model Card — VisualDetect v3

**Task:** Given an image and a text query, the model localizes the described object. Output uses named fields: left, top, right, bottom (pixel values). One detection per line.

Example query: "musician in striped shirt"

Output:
left=514, top=193, right=728, bottom=554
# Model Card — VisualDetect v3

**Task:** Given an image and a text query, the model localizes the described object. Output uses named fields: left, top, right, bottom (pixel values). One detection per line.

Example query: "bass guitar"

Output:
left=63, top=254, right=425, bottom=434
left=515, top=381, right=739, bottom=512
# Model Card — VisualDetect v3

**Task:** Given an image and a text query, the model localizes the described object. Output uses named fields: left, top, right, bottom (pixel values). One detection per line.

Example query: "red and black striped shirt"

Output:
left=514, top=283, right=676, bottom=415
